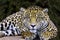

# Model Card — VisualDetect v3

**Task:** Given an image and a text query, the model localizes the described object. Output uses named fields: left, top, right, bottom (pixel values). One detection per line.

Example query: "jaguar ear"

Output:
left=20, top=7, right=26, bottom=12
left=43, top=8, right=48, bottom=13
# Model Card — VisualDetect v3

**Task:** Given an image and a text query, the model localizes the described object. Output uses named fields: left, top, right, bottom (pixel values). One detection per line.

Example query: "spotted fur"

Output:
left=0, top=6, right=57, bottom=40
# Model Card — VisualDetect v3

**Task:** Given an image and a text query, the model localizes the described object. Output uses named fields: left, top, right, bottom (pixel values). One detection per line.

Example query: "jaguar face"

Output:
left=21, top=6, right=49, bottom=34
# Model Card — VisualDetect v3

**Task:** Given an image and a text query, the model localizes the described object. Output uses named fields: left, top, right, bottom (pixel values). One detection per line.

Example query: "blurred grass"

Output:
left=0, top=0, right=60, bottom=40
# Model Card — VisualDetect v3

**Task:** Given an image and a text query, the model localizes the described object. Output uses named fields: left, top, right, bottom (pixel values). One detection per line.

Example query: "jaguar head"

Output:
left=20, top=6, right=49, bottom=34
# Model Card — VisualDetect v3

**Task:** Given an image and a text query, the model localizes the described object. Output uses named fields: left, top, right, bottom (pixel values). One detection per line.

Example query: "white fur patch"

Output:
left=30, top=29, right=37, bottom=34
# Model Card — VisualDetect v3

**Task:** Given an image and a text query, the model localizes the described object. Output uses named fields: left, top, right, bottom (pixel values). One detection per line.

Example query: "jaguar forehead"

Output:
left=30, top=10, right=37, bottom=24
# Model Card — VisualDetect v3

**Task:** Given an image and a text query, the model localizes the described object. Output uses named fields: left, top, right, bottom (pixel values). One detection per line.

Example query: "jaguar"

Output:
left=0, top=6, right=57, bottom=40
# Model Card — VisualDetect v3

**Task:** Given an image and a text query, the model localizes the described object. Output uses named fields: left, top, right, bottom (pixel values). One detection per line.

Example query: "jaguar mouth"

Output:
left=30, top=29, right=37, bottom=34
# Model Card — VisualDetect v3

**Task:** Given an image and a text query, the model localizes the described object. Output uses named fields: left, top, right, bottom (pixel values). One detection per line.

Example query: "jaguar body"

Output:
left=0, top=6, right=57, bottom=40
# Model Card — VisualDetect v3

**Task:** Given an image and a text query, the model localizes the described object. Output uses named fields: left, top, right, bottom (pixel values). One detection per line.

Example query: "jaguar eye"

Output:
left=36, top=17, right=41, bottom=22
left=36, top=12, right=44, bottom=22
left=23, top=16, right=30, bottom=22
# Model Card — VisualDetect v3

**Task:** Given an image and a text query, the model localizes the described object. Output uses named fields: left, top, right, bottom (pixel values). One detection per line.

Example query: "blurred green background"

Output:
left=0, top=0, right=60, bottom=40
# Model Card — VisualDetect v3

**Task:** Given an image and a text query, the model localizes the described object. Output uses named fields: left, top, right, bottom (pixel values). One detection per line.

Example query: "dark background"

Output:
left=0, top=0, right=60, bottom=40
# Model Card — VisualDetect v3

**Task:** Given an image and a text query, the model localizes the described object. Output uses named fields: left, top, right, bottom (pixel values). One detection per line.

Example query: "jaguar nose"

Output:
left=31, top=25, right=36, bottom=27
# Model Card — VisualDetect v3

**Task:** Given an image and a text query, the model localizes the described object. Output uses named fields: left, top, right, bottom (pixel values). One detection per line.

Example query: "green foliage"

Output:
left=0, top=0, right=60, bottom=40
